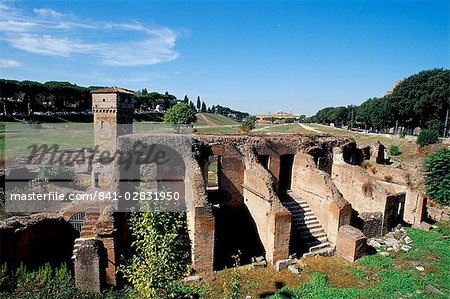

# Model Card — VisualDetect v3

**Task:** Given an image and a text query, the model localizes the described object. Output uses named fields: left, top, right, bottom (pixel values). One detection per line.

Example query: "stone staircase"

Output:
left=282, top=192, right=334, bottom=257
left=80, top=211, right=100, bottom=238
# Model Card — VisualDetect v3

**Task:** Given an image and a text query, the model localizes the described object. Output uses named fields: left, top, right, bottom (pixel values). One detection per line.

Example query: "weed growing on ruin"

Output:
left=423, top=148, right=450, bottom=206
left=119, top=211, right=195, bottom=298
left=389, top=145, right=401, bottom=156
left=0, top=263, right=132, bottom=298
left=361, top=180, right=373, bottom=197
left=223, top=251, right=242, bottom=299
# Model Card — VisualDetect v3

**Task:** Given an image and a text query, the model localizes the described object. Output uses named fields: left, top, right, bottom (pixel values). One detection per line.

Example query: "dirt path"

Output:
left=196, top=113, right=216, bottom=126
left=299, top=123, right=324, bottom=133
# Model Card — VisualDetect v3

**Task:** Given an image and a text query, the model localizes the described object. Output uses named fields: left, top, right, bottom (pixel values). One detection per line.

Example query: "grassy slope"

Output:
left=195, top=113, right=239, bottom=126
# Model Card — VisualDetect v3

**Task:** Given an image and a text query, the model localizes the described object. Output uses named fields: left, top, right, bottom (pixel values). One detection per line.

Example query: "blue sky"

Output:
left=0, top=1, right=448, bottom=116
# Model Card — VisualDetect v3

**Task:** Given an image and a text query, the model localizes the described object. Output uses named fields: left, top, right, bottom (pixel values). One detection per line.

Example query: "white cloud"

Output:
left=0, top=59, right=20, bottom=67
left=4, top=34, right=93, bottom=57
left=0, top=2, right=180, bottom=66
left=33, top=8, right=65, bottom=19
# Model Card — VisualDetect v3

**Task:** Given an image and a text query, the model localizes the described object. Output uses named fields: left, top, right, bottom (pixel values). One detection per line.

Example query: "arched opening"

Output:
left=0, top=218, right=79, bottom=271
left=68, top=212, right=85, bottom=233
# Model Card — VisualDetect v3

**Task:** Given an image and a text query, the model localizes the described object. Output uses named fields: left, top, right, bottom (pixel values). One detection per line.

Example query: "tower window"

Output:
left=103, top=99, right=105, bottom=102
left=101, top=121, right=104, bottom=129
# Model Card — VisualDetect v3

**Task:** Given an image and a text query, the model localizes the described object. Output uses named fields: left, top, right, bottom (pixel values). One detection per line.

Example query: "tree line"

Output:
left=308, top=69, right=450, bottom=136
left=0, top=79, right=93, bottom=116
left=0, top=80, right=250, bottom=121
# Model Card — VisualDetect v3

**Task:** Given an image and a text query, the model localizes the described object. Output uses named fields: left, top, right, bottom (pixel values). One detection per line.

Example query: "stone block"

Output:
left=336, top=225, right=367, bottom=263
left=73, top=238, right=105, bottom=293
left=288, top=264, right=301, bottom=274
left=419, top=222, right=432, bottom=231
left=275, top=258, right=291, bottom=271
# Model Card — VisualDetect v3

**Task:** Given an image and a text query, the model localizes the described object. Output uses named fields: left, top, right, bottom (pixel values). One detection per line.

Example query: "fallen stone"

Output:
left=419, top=222, right=432, bottom=231
left=386, top=232, right=395, bottom=238
left=401, top=245, right=412, bottom=252
left=385, top=239, right=400, bottom=247
left=288, top=264, right=301, bottom=274
left=249, top=260, right=266, bottom=270
left=289, top=253, right=297, bottom=259
left=425, top=285, right=444, bottom=295
left=404, top=236, right=413, bottom=244
left=416, top=266, right=425, bottom=272
left=379, top=252, right=389, bottom=256
left=368, top=239, right=381, bottom=248
left=251, top=256, right=265, bottom=263
left=296, top=259, right=307, bottom=269
left=396, top=224, right=403, bottom=230
left=255, top=256, right=265, bottom=262
left=410, top=260, right=421, bottom=267
left=387, top=247, right=394, bottom=251
left=183, top=275, right=202, bottom=282
left=275, top=258, right=292, bottom=271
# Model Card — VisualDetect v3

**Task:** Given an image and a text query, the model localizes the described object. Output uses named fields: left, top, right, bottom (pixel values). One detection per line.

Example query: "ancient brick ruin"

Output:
left=0, top=88, right=428, bottom=292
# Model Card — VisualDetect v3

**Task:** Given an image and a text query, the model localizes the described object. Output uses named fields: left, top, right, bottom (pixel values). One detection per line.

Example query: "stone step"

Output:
left=304, top=219, right=320, bottom=226
left=306, top=237, right=329, bottom=247
left=310, top=231, right=327, bottom=239
left=308, top=241, right=331, bottom=252
left=292, top=214, right=317, bottom=222
left=300, top=235, right=328, bottom=246
left=300, top=227, right=327, bottom=238
left=283, top=201, right=309, bottom=209
left=286, top=206, right=310, bottom=213
left=296, top=222, right=322, bottom=231
left=302, top=246, right=335, bottom=258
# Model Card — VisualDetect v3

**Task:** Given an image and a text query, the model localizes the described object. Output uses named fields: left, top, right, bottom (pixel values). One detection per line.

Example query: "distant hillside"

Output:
left=196, top=113, right=239, bottom=126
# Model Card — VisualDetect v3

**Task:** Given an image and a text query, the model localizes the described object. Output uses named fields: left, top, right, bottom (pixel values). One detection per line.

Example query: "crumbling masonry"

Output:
left=0, top=88, right=427, bottom=291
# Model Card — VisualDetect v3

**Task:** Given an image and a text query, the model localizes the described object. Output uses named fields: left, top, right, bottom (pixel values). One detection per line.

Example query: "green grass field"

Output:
left=270, top=222, right=450, bottom=299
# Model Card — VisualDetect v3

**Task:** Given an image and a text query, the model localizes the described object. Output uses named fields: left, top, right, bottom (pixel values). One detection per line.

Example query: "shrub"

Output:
left=389, top=145, right=401, bottom=156
left=417, top=129, right=439, bottom=147
left=239, top=116, right=256, bottom=132
left=163, top=102, right=197, bottom=124
left=37, top=164, right=75, bottom=183
left=423, top=148, right=450, bottom=206
left=119, top=211, right=192, bottom=298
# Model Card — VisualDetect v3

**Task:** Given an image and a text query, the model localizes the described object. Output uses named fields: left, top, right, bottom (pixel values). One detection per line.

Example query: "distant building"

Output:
left=256, top=111, right=300, bottom=124
left=385, top=79, right=404, bottom=96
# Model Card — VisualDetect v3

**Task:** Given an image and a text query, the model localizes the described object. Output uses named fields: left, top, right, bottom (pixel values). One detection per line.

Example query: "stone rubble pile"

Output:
left=368, top=224, right=414, bottom=254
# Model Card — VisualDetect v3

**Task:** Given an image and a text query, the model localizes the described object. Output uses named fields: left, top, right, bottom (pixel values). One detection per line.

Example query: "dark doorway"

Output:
left=279, top=154, right=294, bottom=193
left=213, top=205, right=265, bottom=269
left=258, top=155, right=270, bottom=170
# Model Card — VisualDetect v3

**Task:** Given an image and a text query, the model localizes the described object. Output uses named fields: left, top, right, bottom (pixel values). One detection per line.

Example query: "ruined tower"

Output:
left=91, top=87, right=135, bottom=188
